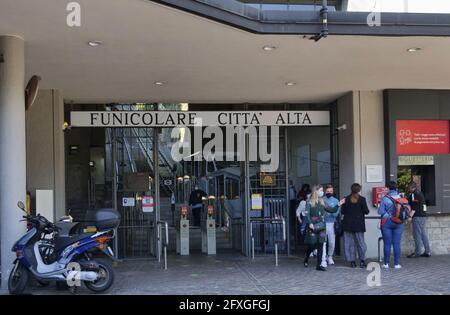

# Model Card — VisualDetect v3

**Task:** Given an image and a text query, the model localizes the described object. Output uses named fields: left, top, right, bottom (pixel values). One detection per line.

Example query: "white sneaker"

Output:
left=382, top=264, right=389, bottom=269
left=320, top=261, right=328, bottom=268
left=394, top=264, right=402, bottom=269
left=327, top=256, right=335, bottom=265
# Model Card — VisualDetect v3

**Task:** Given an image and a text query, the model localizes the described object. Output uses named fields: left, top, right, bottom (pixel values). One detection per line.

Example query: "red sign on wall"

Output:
left=396, top=120, right=450, bottom=155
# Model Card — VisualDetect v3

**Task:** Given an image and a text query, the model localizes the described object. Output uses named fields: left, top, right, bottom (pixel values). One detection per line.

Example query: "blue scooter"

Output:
left=8, top=201, right=120, bottom=294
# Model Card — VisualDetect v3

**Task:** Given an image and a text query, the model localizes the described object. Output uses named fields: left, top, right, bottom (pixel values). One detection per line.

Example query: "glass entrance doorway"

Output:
left=65, top=103, right=336, bottom=260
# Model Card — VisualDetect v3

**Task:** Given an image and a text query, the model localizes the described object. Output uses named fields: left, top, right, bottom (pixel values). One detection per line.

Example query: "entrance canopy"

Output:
left=2, top=1, right=450, bottom=104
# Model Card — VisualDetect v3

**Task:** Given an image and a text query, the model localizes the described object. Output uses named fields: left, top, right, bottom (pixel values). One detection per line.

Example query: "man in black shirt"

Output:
left=407, top=181, right=431, bottom=258
left=189, top=185, right=207, bottom=227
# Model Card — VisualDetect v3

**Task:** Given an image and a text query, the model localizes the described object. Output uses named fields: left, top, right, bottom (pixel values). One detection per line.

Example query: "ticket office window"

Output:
left=397, top=165, right=436, bottom=206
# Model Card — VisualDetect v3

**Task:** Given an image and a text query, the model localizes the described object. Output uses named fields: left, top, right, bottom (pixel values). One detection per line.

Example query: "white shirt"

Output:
left=296, top=200, right=307, bottom=218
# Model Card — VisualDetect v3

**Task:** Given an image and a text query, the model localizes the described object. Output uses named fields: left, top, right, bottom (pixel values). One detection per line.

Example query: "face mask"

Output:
left=326, top=193, right=333, bottom=198
left=318, top=191, right=324, bottom=198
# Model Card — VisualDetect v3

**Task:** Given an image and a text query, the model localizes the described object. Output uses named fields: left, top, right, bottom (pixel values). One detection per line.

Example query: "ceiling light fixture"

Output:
left=154, top=81, right=166, bottom=86
left=285, top=82, right=296, bottom=86
left=262, top=45, right=277, bottom=51
left=407, top=47, right=422, bottom=53
left=88, top=40, right=102, bottom=47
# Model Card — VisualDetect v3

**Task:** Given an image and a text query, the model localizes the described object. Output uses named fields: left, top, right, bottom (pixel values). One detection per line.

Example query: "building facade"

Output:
left=2, top=0, right=450, bottom=289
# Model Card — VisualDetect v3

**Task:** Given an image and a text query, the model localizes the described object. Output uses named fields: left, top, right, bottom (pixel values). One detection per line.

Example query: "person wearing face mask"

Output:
left=303, top=185, right=327, bottom=271
left=340, top=183, right=370, bottom=268
left=321, top=184, right=341, bottom=267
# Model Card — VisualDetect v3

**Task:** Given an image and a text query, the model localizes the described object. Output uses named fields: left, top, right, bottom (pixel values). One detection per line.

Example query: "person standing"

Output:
left=296, top=187, right=311, bottom=247
left=297, top=184, right=311, bottom=203
left=322, top=184, right=340, bottom=266
left=189, top=184, right=207, bottom=227
left=378, top=181, right=405, bottom=269
left=407, top=181, right=431, bottom=258
left=341, top=183, right=369, bottom=268
left=303, top=185, right=327, bottom=271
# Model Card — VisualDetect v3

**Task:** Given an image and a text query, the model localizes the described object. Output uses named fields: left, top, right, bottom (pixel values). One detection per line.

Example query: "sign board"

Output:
left=396, top=120, right=450, bottom=154
left=251, top=194, right=263, bottom=210
left=398, top=156, right=435, bottom=166
left=123, top=173, right=150, bottom=192
left=259, top=173, right=276, bottom=187
left=142, top=196, right=154, bottom=213
left=70, top=111, right=330, bottom=128
left=366, top=165, right=383, bottom=183
left=164, top=179, right=173, bottom=186
left=122, top=197, right=135, bottom=207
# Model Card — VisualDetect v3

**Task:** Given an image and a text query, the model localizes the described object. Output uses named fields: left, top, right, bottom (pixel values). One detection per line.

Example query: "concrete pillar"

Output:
left=337, top=90, right=385, bottom=258
left=0, top=35, right=27, bottom=290
left=26, top=89, right=66, bottom=221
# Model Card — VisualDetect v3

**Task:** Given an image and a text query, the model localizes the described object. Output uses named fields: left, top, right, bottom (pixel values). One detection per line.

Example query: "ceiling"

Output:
left=1, top=0, right=450, bottom=104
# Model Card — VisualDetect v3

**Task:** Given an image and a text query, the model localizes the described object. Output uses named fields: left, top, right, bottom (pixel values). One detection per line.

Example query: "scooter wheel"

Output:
left=8, top=263, right=29, bottom=295
left=84, top=259, right=114, bottom=293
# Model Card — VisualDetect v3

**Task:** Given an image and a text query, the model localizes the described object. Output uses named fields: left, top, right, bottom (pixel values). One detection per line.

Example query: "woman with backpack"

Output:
left=378, top=181, right=408, bottom=269
left=303, top=185, right=328, bottom=271
left=340, top=183, right=370, bottom=268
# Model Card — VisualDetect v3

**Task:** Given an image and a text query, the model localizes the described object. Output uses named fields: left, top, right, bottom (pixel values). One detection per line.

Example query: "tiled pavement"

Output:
left=22, top=251, right=450, bottom=295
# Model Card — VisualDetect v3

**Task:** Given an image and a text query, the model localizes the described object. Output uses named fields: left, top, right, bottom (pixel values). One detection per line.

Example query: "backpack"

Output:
left=385, top=195, right=413, bottom=224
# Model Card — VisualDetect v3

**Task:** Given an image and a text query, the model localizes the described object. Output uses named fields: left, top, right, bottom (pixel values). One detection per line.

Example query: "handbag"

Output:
left=334, top=216, right=343, bottom=237
left=313, top=222, right=326, bottom=232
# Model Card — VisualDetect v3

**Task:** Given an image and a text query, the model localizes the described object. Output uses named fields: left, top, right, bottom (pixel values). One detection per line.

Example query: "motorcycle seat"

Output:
left=54, top=232, right=96, bottom=252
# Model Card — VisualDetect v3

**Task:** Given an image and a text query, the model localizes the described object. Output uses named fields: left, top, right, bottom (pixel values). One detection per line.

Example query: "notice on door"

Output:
left=142, top=196, right=154, bottom=213
left=396, top=120, right=450, bottom=155
left=122, top=197, right=135, bottom=207
left=251, top=194, right=263, bottom=211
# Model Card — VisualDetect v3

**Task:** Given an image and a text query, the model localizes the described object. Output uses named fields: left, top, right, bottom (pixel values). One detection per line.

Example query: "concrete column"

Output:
left=337, top=90, right=385, bottom=258
left=0, top=35, right=26, bottom=290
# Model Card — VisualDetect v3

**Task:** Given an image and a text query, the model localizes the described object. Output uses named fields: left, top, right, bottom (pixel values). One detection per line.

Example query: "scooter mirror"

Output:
left=17, top=201, right=26, bottom=212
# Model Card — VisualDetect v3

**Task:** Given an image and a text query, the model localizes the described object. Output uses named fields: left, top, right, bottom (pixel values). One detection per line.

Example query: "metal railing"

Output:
left=157, top=220, right=169, bottom=269
left=250, top=217, right=286, bottom=266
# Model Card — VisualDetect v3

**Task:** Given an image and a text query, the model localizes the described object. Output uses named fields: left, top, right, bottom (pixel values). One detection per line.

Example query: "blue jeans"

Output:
left=381, top=219, right=404, bottom=265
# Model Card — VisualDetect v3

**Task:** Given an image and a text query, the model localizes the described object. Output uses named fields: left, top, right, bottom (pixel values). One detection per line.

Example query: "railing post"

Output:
left=164, top=245, right=168, bottom=270
left=251, top=236, right=255, bottom=260
left=275, top=243, right=279, bottom=266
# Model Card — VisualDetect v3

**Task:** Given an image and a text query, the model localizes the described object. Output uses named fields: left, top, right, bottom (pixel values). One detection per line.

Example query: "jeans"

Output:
left=322, top=222, right=336, bottom=262
left=412, top=217, right=430, bottom=255
left=381, top=219, right=404, bottom=265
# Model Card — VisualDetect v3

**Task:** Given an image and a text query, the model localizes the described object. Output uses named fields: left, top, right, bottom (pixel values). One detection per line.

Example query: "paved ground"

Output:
left=19, top=251, right=450, bottom=295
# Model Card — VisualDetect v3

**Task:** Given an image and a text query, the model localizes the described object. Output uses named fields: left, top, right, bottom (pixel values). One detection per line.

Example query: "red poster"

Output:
left=396, top=120, right=450, bottom=155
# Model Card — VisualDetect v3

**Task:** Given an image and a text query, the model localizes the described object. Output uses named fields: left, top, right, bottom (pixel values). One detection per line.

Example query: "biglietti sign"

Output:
left=70, top=111, right=330, bottom=127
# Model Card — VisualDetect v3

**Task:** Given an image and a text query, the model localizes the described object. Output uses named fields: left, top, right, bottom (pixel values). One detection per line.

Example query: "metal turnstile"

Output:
left=201, top=202, right=216, bottom=255
left=176, top=206, right=190, bottom=255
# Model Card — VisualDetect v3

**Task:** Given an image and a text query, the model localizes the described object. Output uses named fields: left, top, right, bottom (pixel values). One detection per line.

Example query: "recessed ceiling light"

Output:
left=154, top=81, right=166, bottom=86
left=407, top=47, right=422, bottom=53
left=262, top=45, right=277, bottom=51
left=285, top=82, right=296, bottom=86
left=88, top=40, right=102, bottom=47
